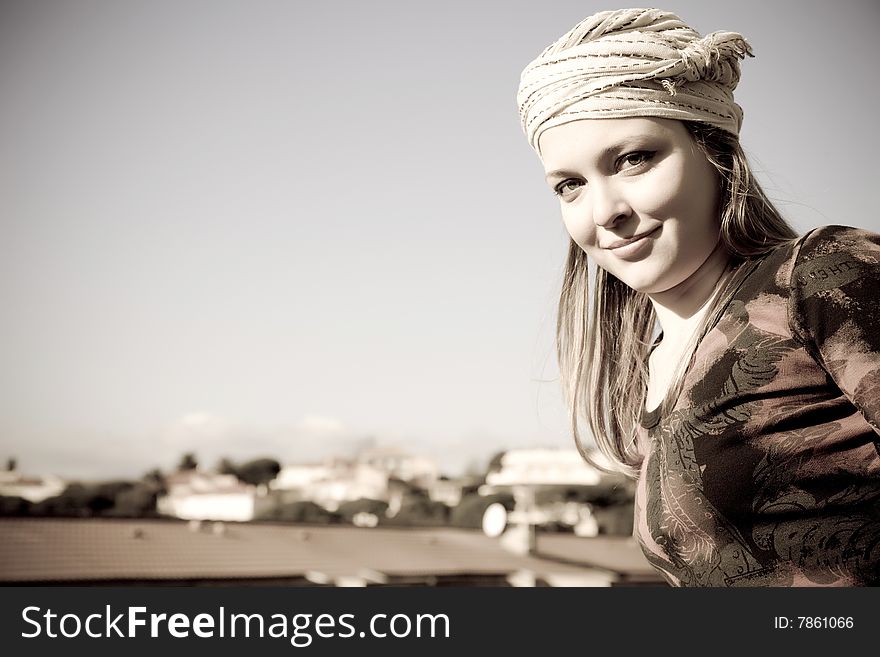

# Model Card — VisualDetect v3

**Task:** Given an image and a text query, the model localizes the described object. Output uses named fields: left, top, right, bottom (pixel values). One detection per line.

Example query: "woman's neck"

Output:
left=648, top=240, right=732, bottom=343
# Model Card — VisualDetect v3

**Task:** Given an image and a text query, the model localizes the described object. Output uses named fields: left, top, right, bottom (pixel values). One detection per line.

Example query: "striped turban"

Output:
left=517, top=8, right=753, bottom=155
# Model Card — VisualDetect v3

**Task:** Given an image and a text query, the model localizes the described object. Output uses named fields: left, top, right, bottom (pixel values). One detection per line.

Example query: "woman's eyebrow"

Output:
left=545, top=168, right=578, bottom=182
left=544, top=136, right=655, bottom=181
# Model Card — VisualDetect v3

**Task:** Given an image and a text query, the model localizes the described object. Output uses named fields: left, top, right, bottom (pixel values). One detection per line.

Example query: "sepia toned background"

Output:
left=1, top=0, right=878, bottom=586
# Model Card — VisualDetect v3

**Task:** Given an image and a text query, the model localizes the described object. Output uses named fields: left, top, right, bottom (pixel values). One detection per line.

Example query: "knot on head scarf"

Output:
left=517, top=8, right=753, bottom=155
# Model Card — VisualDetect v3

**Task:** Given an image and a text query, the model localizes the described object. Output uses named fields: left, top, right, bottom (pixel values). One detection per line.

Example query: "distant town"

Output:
left=0, top=446, right=633, bottom=534
left=0, top=447, right=663, bottom=586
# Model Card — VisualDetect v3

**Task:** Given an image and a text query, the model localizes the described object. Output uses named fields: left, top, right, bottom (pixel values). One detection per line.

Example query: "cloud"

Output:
left=297, top=415, right=347, bottom=434
left=154, top=412, right=369, bottom=470
left=161, top=412, right=233, bottom=444
left=10, top=414, right=543, bottom=481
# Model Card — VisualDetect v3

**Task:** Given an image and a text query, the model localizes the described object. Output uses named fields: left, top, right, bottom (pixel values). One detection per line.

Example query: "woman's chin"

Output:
left=608, top=270, right=665, bottom=294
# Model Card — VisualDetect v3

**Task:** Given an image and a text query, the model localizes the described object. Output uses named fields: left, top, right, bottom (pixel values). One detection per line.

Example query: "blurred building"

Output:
left=270, top=460, right=389, bottom=511
left=424, top=475, right=483, bottom=508
left=0, top=469, right=66, bottom=503
left=480, top=448, right=633, bottom=537
left=270, top=446, right=442, bottom=513
left=157, top=470, right=266, bottom=522
left=355, top=445, right=439, bottom=488
left=483, top=447, right=604, bottom=488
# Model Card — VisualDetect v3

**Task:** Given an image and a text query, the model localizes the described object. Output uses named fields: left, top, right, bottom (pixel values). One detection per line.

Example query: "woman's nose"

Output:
left=591, top=181, right=631, bottom=227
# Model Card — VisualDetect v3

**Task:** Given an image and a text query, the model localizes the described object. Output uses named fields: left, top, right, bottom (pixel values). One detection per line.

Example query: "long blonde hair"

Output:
left=558, top=121, right=798, bottom=478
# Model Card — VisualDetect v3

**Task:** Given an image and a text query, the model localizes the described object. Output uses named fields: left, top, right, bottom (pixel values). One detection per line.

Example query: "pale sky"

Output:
left=2, top=0, right=879, bottom=480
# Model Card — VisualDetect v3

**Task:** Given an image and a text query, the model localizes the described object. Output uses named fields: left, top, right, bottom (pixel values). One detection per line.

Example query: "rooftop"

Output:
left=0, top=517, right=664, bottom=587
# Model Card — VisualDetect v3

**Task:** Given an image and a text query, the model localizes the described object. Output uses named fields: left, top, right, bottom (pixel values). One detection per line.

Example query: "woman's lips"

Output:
left=604, top=226, right=660, bottom=259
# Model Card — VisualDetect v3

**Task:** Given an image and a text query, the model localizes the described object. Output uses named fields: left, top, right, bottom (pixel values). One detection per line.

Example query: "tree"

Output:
left=0, top=495, right=30, bottom=516
left=386, top=497, right=449, bottom=527
left=33, top=482, right=131, bottom=517
left=486, top=450, right=506, bottom=475
left=235, top=458, right=281, bottom=486
left=5, top=457, right=16, bottom=472
left=259, top=501, right=337, bottom=524
left=142, top=467, right=166, bottom=491
left=30, top=484, right=87, bottom=517
left=177, top=453, right=198, bottom=471
left=216, top=457, right=237, bottom=476
left=109, top=483, right=160, bottom=517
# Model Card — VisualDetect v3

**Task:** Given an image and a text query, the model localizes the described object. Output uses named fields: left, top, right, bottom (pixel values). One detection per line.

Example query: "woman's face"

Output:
left=539, top=117, right=721, bottom=295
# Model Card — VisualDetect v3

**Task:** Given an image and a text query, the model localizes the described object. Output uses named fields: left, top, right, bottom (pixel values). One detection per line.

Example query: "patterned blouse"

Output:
left=634, top=225, right=880, bottom=586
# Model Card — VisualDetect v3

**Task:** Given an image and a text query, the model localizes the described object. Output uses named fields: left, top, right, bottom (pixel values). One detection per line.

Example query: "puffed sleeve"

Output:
left=788, top=225, right=880, bottom=438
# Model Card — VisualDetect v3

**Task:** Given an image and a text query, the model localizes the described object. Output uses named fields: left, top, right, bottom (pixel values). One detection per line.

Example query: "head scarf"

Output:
left=517, top=8, right=752, bottom=155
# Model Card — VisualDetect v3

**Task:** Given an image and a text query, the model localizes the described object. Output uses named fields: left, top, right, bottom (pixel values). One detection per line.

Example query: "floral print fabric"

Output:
left=635, top=225, right=880, bottom=586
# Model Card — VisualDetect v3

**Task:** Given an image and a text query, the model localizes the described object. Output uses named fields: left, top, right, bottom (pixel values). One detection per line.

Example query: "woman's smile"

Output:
left=603, top=225, right=662, bottom=260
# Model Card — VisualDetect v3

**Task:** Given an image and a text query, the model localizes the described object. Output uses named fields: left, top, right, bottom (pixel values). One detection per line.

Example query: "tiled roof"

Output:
left=536, top=533, right=660, bottom=579
left=0, top=518, right=664, bottom=586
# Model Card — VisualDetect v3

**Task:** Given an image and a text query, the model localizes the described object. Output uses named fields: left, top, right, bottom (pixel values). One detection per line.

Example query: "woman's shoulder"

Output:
left=786, top=224, right=880, bottom=351
left=790, top=224, right=880, bottom=290
left=794, top=224, right=880, bottom=261
left=781, top=225, right=880, bottom=402
left=729, top=226, right=879, bottom=298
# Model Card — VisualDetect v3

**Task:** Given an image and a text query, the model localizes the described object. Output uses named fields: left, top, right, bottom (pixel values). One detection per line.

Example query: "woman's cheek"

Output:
left=562, top=215, right=594, bottom=249
left=565, top=221, right=584, bottom=248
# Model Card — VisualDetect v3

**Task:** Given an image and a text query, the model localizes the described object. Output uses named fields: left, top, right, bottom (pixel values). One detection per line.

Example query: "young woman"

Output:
left=517, top=8, right=880, bottom=586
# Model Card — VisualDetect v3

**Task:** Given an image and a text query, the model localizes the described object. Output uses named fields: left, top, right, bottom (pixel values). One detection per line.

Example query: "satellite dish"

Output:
left=482, top=502, right=508, bottom=538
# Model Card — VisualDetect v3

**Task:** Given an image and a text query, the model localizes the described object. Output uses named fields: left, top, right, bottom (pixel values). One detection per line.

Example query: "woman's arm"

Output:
left=788, top=225, right=880, bottom=439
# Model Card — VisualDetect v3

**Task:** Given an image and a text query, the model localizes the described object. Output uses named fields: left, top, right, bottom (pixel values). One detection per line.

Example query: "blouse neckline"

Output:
left=639, top=255, right=765, bottom=430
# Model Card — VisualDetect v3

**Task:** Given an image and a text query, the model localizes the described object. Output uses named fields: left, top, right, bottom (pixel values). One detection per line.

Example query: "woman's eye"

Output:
left=553, top=179, right=583, bottom=199
left=618, top=151, right=654, bottom=171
